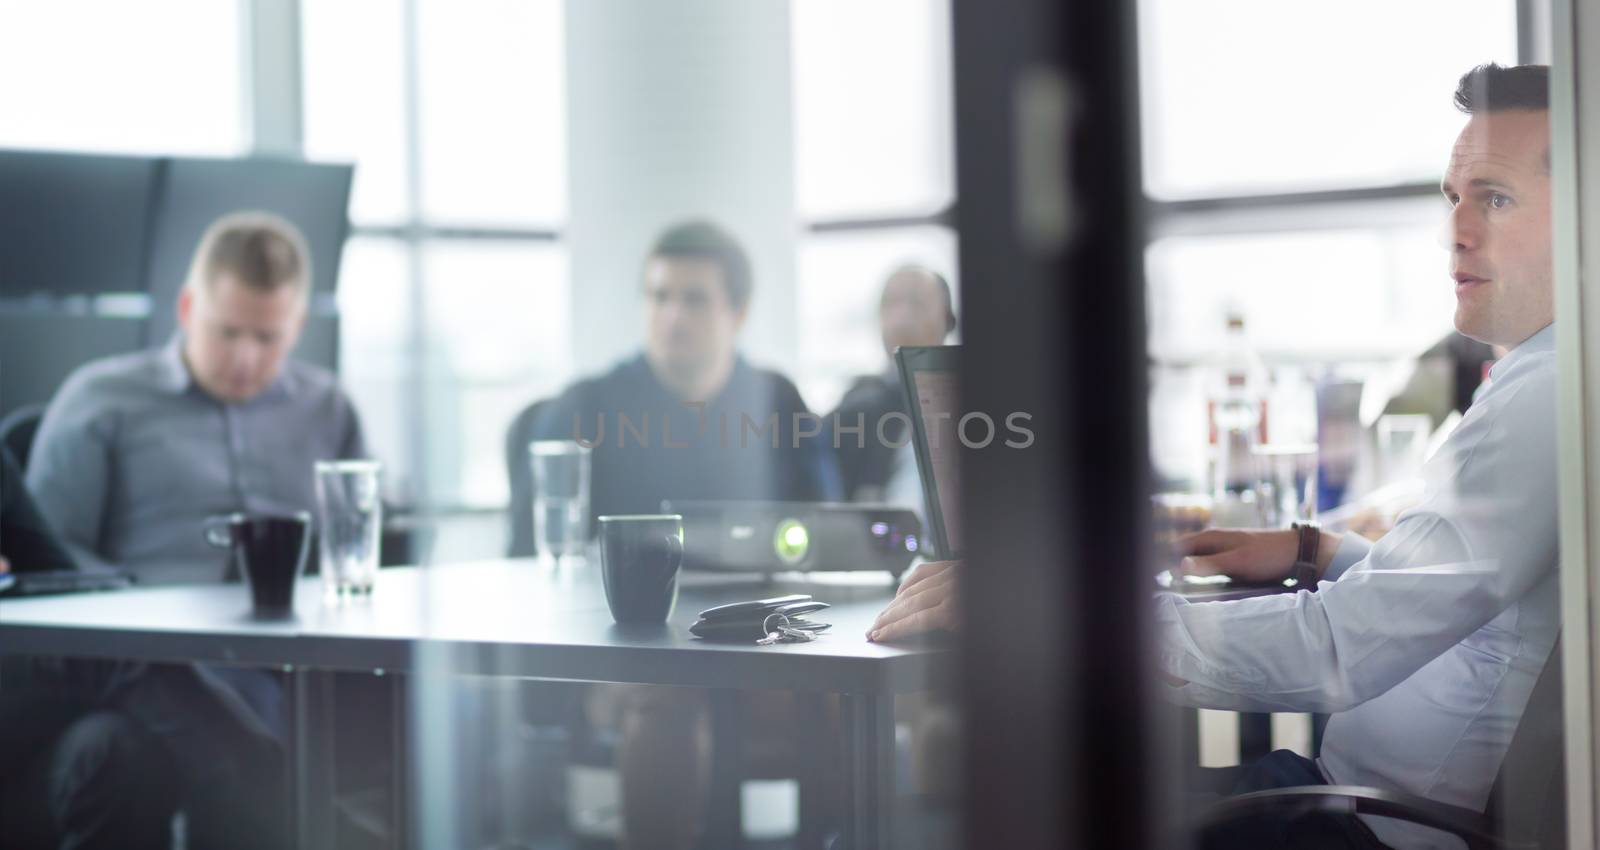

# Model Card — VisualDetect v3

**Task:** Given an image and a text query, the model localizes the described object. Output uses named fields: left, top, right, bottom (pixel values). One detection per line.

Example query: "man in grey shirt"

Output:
left=28, top=212, right=367, bottom=585
left=22, top=211, right=367, bottom=850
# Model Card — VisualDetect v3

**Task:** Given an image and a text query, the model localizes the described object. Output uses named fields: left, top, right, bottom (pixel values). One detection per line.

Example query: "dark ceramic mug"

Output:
left=598, top=515, right=684, bottom=625
left=205, top=512, right=312, bottom=618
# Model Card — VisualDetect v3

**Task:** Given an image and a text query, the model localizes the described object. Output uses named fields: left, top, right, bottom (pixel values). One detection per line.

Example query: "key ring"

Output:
left=762, top=612, right=791, bottom=635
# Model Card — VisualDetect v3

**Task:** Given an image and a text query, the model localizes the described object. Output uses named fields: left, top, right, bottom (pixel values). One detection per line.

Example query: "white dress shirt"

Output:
left=1156, top=323, right=1559, bottom=850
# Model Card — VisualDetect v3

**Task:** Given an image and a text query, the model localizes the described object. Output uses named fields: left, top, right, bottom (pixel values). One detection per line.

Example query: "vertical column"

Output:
left=1551, top=0, right=1600, bottom=843
left=564, top=0, right=799, bottom=378
left=242, top=0, right=305, bottom=157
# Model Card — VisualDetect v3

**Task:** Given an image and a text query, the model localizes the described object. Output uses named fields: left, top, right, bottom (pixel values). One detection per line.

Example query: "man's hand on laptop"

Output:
left=868, top=560, right=960, bottom=642
left=1177, top=528, right=1340, bottom=584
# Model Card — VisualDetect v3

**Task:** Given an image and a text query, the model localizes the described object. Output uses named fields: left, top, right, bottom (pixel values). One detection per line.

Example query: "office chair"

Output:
left=0, top=403, right=45, bottom=472
left=504, top=398, right=553, bottom=558
left=1199, top=639, right=1566, bottom=850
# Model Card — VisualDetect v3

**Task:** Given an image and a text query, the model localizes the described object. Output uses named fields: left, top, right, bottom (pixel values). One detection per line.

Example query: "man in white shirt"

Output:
left=868, top=63, right=1558, bottom=850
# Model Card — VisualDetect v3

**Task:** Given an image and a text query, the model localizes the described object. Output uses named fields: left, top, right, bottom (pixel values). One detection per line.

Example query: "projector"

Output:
left=658, top=500, right=924, bottom=579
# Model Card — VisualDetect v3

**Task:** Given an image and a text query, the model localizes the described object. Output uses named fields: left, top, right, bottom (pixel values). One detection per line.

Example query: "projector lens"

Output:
left=774, top=519, right=810, bottom=565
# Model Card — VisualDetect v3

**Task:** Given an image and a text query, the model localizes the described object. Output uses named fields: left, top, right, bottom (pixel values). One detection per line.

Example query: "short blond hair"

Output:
left=184, top=211, right=311, bottom=297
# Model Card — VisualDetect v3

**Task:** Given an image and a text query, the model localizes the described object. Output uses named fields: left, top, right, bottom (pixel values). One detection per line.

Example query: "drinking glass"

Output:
left=529, top=440, right=591, bottom=564
left=1251, top=443, right=1318, bottom=527
left=315, top=459, right=382, bottom=600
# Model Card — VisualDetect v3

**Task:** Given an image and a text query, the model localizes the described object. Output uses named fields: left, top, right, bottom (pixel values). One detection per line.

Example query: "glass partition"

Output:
left=1140, top=2, right=1580, bottom=848
left=9, top=0, right=1600, bottom=848
left=371, top=2, right=965, bottom=848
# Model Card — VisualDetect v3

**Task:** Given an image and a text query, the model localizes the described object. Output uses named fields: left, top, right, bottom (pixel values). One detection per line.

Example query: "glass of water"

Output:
left=1250, top=443, right=1318, bottom=527
left=529, top=440, right=591, bottom=564
left=315, top=459, right=382, bottom=600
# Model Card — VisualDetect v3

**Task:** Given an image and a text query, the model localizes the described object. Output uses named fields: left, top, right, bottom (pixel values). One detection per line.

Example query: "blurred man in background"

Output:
left=506, top=220, right=841, bottom=850
left=23, top=211, right=370, bottom=850
left=509, top=218, right=839, bottom=552
left=28, top=211, right=366, bottom=584
left=830, top=264, right=956, bottom=505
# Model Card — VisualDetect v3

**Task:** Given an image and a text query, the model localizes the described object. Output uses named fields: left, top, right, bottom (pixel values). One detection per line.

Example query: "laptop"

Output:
left=895, top=345, right=963, bottom=561
left=0, top=569, right=132, bottom=597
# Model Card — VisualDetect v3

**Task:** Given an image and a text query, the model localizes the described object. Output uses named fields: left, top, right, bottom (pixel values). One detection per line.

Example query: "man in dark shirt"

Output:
left=517, top=219, right=839, bottom=542
left=831, top=264, right=956, bottom=503
left=511, top=221, right=840, bottom=850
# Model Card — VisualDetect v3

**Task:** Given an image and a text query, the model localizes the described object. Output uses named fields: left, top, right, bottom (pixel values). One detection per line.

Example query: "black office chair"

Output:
left=379, top=507, right=428, bottom=567
left=1199, top=639, right=1566, bottom=850
left=504, top=398, right=552, bottom=558
left=0, top=403, right=45, bottom=471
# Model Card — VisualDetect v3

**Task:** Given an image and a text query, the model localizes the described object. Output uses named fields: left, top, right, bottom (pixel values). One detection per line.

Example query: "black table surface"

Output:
left=0, top=559, right=950, bottom=695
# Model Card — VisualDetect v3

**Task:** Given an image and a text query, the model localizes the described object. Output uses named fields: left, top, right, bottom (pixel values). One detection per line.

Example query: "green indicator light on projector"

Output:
left=774, top=519, right=810, bottom=565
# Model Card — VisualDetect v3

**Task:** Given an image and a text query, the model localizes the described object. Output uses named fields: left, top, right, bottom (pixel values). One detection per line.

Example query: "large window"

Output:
left=1138, top=0, right=1519, bottom=199
left=1139, top=0, right=1520, bottom=490
left=795, top=226, right=959, bottom=407
left=303, top=0, right=569, bottom=510
left=0, top=0, right=243, bottom=156
left=790, top=0, right=957, bottom=412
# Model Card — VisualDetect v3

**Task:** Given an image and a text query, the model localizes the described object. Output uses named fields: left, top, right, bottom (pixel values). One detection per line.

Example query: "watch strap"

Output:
left=1289, top=521, right=1321, bottom=586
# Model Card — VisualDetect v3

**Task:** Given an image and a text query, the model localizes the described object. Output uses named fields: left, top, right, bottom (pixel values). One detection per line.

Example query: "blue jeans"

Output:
left=1190, top=750, right=1392, bottom=850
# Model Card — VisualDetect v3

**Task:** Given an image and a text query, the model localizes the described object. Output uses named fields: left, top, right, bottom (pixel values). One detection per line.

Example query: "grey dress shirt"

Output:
left=26, top=337, right=368, bottom=586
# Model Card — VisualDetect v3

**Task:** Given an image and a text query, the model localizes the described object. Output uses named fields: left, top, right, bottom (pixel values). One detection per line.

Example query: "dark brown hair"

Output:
left=1454, top=63, right=1549, bottom=114
left=647, top=219, right=753, bottom=312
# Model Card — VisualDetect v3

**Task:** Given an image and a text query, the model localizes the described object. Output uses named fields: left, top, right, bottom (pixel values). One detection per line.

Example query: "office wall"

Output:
left=564, top=0, right=798, bottom=378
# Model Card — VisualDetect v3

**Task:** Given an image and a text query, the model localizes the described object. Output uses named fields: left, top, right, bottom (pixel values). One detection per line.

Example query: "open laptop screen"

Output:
left=895, top=346, right=962, bottom=559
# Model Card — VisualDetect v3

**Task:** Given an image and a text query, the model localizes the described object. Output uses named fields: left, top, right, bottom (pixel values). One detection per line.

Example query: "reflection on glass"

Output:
left=394, top=5, right=961, bottom=850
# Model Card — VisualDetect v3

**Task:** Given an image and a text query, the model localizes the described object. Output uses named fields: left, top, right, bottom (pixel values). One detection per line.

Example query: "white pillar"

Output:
left=563, top=0, right=798, bottom=378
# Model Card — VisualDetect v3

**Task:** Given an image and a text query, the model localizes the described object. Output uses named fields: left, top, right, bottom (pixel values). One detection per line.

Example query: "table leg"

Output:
left=705, top=689, right=744, bottom=848
left=1239, top=712, right=1272, bottom=764
left=391, top=672, right=410, bottom=850
left=293, top=669, right=339, bottom=850
left=796, top=692, right=830, bottom=850
left=841, top=693, right=895, bottom=850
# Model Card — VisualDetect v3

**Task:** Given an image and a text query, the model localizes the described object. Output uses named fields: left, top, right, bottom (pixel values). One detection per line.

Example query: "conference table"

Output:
left=0, top=559, right=949, bottom=850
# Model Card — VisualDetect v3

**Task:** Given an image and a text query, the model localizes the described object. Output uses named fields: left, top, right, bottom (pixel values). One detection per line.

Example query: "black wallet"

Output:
left=689, top=594, right=832, bottom=641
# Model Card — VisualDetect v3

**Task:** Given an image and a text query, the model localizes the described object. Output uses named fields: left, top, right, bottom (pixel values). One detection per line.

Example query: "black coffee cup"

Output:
left=205, top=512, right=312, bottom=618
left=598, top=515, right=684, bottom=625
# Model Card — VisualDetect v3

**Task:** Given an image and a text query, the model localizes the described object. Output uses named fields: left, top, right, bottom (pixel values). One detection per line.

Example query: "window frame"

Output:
left=1141, top=0, right=1543, bottom=371
left=254, top=0, right=565, bottom=514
